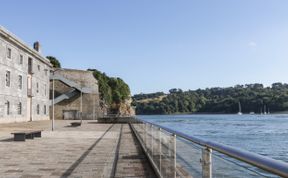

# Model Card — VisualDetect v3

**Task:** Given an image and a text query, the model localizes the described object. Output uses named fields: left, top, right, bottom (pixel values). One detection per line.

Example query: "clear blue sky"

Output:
left=1, top=0, right=288, bottom=94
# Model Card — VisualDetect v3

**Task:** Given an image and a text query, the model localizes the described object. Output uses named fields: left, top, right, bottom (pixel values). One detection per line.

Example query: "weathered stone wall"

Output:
left=51, top=93, right=102, bottom=120
left=50, top=69, right=102, bottom=120
left=56, top=69, right=98, bottom=93
left=0, top=27, right=51, bottom=123
left=31, top=58, right=50, bottom=121
left=50, top=80, right=71, bottom=98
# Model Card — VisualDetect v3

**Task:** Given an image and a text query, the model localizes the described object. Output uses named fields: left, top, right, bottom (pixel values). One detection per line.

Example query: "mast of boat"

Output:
left=238, top=101, right=242, bottom=115
left=264, top=105, right=267, bottom=115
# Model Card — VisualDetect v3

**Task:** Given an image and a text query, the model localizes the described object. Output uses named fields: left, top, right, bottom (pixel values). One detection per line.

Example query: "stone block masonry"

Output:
left=50, top=68, right=102, bottom=120
left=0, top=26, right=52, bottom=123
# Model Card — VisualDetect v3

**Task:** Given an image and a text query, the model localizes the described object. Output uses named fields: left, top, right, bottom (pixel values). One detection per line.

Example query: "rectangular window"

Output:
left=36, top=82, right=39, bottom=93
left=38, top=65, right=40, bottom=71
left=7, top=48, right=11, bottom=59
left=45, top=69, right=48, bottom=76
left=18, top=75, right=23, bottom=90
left=19, top=55, right=23, bottom=64
left=17, top=102, right=22, bottom=115
left=28, top=58, right=33, bottom=74
left=5, top=101, right=10, bottom=115
left=37, top=104, right=40, bottom=115
left=44, top=84, right=47, bottom=96
left=5, top=71, right=11, bottom=87
left=44, top=105, right=46, bottom=115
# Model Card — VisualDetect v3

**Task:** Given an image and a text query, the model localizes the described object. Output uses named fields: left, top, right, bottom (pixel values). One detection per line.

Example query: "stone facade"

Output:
left=50, top=69, right=102, bottom=120
left=0, top=26, right=51, bottom=123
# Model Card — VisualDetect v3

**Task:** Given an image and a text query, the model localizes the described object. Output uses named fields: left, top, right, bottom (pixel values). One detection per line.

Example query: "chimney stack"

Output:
left=33, top=41, right=41, bottom=53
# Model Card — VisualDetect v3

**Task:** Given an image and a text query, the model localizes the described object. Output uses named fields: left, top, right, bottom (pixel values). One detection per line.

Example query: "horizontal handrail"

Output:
left=133, top=118, right=288, bottom=177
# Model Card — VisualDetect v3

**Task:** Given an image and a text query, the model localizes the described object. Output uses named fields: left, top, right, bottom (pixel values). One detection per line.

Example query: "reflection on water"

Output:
left=138, top=114, right=288, bottom=177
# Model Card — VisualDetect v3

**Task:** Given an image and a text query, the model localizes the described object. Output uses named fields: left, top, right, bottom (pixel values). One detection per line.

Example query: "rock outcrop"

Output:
left=109, top=97, right=135, bottom=117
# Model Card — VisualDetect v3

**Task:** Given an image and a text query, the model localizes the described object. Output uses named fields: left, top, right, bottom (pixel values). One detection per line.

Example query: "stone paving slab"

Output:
left=0, top=120, right=156, bottom=178
left=113, top=124, right=156, bottom=178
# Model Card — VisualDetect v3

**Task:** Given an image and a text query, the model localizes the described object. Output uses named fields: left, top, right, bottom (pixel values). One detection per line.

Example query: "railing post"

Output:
left=145, top=123, right=147, bottom=149
left=151, top=125, right=154, bottom=158
left=159, top=128, right=162, bottom=175
left=135, top=119, right=288, bottom=178
left=142, top=123, right=146, bottom=140
left=173, top=134, right=177, bottom=178
left=202, top=147, right=212, bottom=178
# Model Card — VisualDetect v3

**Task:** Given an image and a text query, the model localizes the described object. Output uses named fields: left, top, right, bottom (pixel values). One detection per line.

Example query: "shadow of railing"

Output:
left=61, top=124, right=115, bottom=177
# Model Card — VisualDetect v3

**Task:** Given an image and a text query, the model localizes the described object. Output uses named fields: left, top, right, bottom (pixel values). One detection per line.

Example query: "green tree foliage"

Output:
left=133, top=83, right=288, bottom=115
left=134, top=92, right=165, bottom=100
left=88, top=69, right=131, bottom=105
left=46, top=56, right=61, bottom=68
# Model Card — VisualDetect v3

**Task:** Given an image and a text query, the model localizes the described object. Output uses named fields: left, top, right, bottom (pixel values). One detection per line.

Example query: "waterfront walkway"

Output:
left=0, top=120, right=156, bottom=178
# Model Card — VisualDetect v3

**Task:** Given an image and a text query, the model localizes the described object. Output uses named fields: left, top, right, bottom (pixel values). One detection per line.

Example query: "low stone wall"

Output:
left=96, top=117, right=137, bottom=123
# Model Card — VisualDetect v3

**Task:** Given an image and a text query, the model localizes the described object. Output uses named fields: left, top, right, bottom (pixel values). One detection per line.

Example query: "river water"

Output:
left=138, top=114, right=288, bottom=177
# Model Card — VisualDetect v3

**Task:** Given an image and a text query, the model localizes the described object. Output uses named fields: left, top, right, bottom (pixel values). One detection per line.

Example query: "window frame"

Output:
left=5, top=70, right=11, bottom=87
left=44, top=84, right=47, bottom=96
left=37, top=104, right=40, bottom=115
left=5, top=101, right=10, bottom=115
left=44, top=105, right=47, bottom=115
left=19, top=54, right=23, bottom=65
left=17, top=102, right=22, bottom=115
left=36, top=82, right=39, bottom=93
left=7, top=47, right=12, bottom=59
left=18, top=75, right=23, bottom=90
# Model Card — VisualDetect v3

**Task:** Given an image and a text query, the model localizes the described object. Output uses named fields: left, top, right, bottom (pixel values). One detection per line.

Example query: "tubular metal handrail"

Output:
left=134, top=118, right=288, bottom=177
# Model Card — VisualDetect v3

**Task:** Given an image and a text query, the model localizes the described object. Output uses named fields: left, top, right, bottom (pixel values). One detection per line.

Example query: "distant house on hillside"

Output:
left=50, top=69, right=102, bottom=120
left=0, top=26, right=52, bottom=123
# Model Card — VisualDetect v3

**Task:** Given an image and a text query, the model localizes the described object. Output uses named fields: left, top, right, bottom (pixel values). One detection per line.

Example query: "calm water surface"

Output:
left=138, top=114, right=288, bottom=163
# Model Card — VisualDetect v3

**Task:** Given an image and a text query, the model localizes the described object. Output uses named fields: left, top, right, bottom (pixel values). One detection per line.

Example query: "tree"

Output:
left=47, top=56, right=61, bottom=68
left=90, top=69, right=131, bottom=105
left=133, top=83, right=288, bottom=115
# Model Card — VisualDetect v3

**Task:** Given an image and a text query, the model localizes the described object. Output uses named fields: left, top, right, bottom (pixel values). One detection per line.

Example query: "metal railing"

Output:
left=130, top=118, right=288, bottom=178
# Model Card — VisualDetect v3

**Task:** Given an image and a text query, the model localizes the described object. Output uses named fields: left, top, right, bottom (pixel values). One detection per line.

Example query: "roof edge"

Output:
left=0, top=26, right=52, bottom=67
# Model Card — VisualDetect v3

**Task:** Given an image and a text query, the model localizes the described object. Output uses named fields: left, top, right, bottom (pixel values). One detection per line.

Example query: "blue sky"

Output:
left=1, top=0, right=288, bottom=94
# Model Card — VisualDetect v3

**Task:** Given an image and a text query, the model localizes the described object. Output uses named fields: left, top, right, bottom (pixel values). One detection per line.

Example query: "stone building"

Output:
left=50, top=69, right=102, bottom=120
left=0, top=26, right=52, bottom=123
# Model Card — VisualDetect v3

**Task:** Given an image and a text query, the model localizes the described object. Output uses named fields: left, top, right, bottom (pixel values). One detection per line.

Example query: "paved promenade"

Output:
left=0, top=120, right=156, bottom=178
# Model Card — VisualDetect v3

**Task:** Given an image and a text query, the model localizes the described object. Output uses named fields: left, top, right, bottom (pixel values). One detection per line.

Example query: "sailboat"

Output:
left=264, top=105, right=267, bottom=115
left=238, top=102, right=242, bottom=115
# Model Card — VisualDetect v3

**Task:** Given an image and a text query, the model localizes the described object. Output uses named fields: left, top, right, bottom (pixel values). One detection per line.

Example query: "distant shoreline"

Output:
left=136, top=112, right=288, bottom=116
